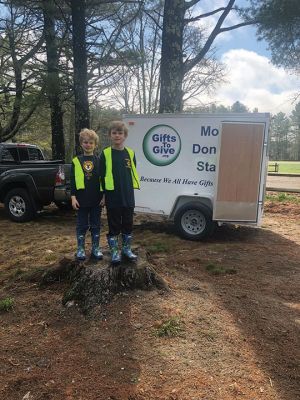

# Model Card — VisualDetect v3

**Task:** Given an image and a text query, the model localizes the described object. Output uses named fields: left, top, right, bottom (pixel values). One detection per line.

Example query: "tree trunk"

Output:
left=297, top=126, right=300, bottom=161
left=159, top=0, right=185, bottom=113
left=64, top=104, right=75, bottom=163
left=70, top=0, right=90, bottom=154
left=39, top=250, right=169, bottom=314
left=0, top=11, right=44, bottom=142
left=42, top=0, right=65, bottom=161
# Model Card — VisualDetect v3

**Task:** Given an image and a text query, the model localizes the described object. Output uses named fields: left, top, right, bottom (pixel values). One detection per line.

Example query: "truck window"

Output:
left=18, top=147, right=29, bottom=161
left=1, top=147, right=19, bottom=162
left=28, top=147, right=44, bottom=160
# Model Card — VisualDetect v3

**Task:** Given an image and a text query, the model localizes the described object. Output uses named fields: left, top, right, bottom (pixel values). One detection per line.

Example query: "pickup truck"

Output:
left=0, top=143, right=70, bottom=222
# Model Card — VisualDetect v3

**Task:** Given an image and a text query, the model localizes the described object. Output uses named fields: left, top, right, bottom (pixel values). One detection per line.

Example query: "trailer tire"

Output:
left=4, top=188, right=36, bottom=222
left=174, top=202, right=215, bottom=240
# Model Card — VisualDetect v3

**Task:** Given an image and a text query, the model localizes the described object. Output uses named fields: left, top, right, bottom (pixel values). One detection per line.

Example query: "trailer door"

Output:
left=213, top=122, right=265, bottom=222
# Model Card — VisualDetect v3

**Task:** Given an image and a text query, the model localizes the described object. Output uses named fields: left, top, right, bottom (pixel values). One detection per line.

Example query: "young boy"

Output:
left=71, top=128, right=103, bottom=261
left=100, top=121, right=140, bottom=264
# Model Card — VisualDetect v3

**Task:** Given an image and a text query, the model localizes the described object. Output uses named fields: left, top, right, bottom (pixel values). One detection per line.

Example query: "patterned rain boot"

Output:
left=121, top=233, right=137, bottom=261
left=91, top=233, right=103, bottom=260
left=107, top=235, right=121, bottom=265
left=76, top=234, right=86, bottom=261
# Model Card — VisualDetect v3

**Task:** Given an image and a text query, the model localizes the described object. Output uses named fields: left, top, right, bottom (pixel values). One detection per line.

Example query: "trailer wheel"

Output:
left=4, top=188, right=36, bottom=222
left=174, top=202, right=215, bottom=240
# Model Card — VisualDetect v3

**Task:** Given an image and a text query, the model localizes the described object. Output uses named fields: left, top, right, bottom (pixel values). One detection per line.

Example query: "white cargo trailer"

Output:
left=124, top=113, right=270, bottom=240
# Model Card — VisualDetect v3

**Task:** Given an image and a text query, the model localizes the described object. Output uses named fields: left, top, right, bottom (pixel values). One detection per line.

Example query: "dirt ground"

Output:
left=0, top=196, right=299, bottom=400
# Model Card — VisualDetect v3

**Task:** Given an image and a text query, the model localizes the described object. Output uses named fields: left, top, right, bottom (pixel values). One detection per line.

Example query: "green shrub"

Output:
left=156, top=317, right=184, bottom=337
left=146, top=242, right=170, bottom=253
left=205, top=264, right=236, bottom=275
left=0, top=297, right=14, bottom=312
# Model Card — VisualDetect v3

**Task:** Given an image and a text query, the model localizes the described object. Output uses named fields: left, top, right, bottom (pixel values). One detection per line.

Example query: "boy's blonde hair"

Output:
left=108, top=121, right=128, bottom=136
left=79, top=128, right=99, bottom=147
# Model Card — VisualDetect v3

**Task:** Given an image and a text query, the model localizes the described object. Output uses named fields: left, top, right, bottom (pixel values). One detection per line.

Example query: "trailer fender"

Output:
left=170, top=195, right=213, bottom=219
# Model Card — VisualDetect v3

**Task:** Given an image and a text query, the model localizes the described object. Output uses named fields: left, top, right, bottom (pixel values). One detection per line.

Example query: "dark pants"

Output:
left=107, top=207, right=134, bottom=236
left=76, top=205, right=101, bottom=237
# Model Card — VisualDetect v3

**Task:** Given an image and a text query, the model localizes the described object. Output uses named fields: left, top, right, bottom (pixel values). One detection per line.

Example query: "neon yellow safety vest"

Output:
left=72, top=156, right=102, bottom=191
left=103, top=147, right=140, bottom=190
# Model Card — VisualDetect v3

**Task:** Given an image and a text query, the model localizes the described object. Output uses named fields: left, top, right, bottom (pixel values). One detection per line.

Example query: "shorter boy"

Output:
left=71, top=128, right=103, bottom=261
left=100, top=121, right=140, bottom=264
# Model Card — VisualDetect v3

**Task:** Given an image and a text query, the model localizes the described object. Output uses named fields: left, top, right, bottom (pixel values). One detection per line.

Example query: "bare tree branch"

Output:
left=219, top=20, right=255, bottom=33
left=184, top=0, right=249, bottom=73
left=185, top=7, right=227, bottom=23
left=184, top=0, right=200, bottom=11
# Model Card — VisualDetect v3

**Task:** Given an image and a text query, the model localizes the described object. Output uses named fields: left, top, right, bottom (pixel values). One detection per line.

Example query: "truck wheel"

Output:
left=174, top=202, right=215, bottom=240
left=4, top=188, right=36, bottom=222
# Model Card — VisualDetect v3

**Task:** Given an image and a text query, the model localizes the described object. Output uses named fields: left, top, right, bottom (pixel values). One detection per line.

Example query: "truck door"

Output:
left=213, top=122, right=266, bottom=222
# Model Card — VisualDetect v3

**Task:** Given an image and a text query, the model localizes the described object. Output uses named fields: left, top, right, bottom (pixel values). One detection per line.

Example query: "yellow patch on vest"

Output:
left=125, top=158, right=131, bottom=169
left=83, top=160, right=94, bottom=173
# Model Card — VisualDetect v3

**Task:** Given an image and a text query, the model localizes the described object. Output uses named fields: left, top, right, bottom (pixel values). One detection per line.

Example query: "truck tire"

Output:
left=174, top=202, right=215, bottom=240
left=4, top=188, right=36, bottom=222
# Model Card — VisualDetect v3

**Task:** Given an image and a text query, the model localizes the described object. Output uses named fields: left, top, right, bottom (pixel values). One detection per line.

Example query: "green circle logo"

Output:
left=142, top=124, right=181, bottom=166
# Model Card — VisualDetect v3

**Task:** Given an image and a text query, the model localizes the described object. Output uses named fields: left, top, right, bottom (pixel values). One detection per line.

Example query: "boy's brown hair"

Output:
left=79, top=128, right=99, bottom=147
left=108, top=121, right=128, bottom=136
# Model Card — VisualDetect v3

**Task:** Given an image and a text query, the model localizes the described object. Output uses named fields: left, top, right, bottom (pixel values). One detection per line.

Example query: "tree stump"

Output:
left=40, top=249, right=169, bottom=313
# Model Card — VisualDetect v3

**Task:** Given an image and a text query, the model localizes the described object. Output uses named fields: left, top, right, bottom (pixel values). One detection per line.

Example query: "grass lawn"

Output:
left=268, top=161, right=300, bottom=174
left=265, top=192, right=300, bottom=204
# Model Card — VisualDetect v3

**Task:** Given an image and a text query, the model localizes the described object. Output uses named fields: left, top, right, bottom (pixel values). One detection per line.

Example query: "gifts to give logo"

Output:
left=142, top=124, right=181, bottom=166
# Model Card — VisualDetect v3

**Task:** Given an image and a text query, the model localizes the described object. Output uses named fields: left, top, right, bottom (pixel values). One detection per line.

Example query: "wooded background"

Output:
left=0, top=0, right=299, bottom=161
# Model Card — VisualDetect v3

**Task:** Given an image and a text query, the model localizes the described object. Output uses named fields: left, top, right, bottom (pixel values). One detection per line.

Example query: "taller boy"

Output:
left=100, top=121, right=140, bottom=264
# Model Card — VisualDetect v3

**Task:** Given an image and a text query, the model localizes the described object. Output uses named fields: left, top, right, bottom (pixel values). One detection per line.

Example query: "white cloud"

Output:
left=187, top=2, right=299, bottom=114
left=209, top=49, right=300, bottom=114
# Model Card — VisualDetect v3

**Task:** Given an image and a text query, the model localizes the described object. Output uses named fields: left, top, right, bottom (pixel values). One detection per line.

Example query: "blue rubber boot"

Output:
left=91, top=233, right=103, bottom=260
left=107, top=236, right=121, bottom=265
left=121, top=234, right=137, bottom=261
left=76, top=234, right=86, bottom=261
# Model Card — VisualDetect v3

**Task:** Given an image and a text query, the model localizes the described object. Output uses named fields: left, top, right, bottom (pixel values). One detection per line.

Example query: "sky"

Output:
left=1, top=1, right=299, bottom=116
left=193, top=0, right=300, bottom=115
